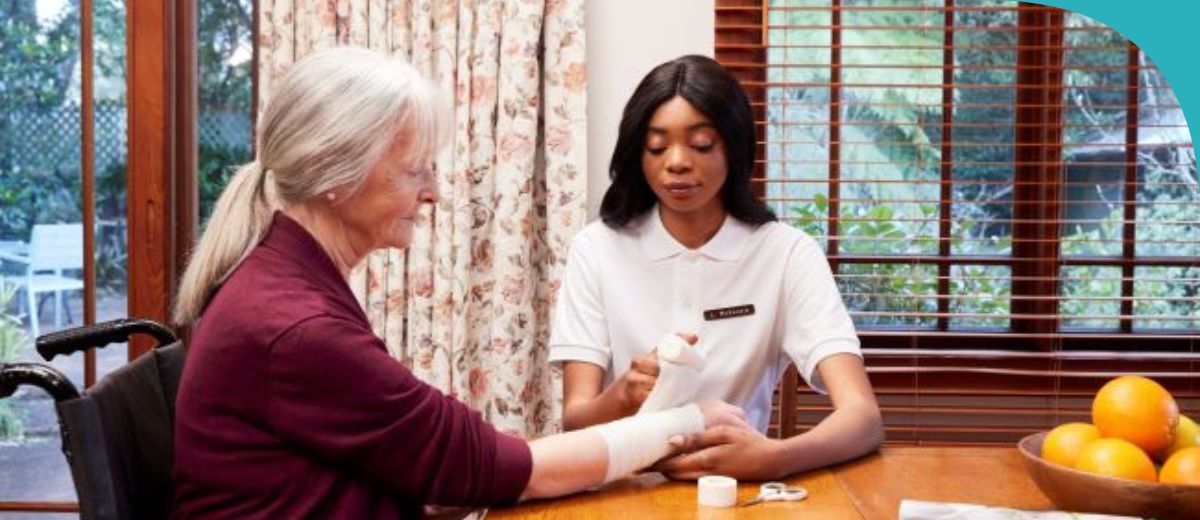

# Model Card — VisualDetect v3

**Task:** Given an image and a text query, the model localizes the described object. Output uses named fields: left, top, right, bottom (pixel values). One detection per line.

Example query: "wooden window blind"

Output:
left=717, top=0, right=1198, bottom=444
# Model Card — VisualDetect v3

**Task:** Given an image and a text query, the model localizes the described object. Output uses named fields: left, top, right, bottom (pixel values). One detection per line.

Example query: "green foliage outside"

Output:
left=197, top=0, right=254, bottom=223
left=199, top=0, right=253, bottom=113
left=0, top=281, right=29, bottom=442
left=199, top=142, right=251, bottom=220
left=0, top=0, right=252, bottom=450
left=770, top=0, right=1198, bottom=332
left=0, top=0, right=253, bottom=296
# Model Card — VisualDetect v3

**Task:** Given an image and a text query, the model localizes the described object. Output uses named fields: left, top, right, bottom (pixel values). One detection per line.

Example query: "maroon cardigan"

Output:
left=172, top=212, right=532, bottom=519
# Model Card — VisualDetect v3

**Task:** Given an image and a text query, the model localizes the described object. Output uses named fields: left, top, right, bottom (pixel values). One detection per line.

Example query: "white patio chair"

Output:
left=0, top=224, right=85, bottom=338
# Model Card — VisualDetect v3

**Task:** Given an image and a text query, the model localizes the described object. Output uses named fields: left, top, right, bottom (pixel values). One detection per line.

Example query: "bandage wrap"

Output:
left=590, top=403, right=705, bottom=483
left=638, top=334, right=706, bottom=413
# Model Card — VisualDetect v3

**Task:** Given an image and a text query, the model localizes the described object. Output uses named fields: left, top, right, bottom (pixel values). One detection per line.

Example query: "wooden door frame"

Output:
left=127, top=0, right=197, bottom=359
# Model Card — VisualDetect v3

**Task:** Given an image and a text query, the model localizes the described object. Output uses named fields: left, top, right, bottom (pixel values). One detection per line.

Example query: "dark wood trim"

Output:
left=860, top=331, right=1199, bottom=352
left=936, top=0, right=955, bottom=332
left=714, top=0, right=767, bottom=201
left=826, top=0, right=842, bottom=262
left=81, top=0, right=97, bottom=388
left=127, top=0, right=175, bottom=358
left=779, top=365, right=799, bottom=438
left=1120, top=42, right=1140, bottom=333
left=127, top=0, right=195, bottom=358
left=174, top=0, right=199, bottom=349
left=175, top=0, right=198, bottom=307
left=752, top=0, right=766, bottom=202
left=1010, top=3, right=1065, bottom=346
left=0, top=502, right=79, bottom=513
left=831, top=254, right=1199, bottom=268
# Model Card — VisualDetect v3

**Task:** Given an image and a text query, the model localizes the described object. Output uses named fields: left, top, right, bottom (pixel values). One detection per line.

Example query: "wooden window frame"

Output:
left=126, top=0, right=196, bottom=359
left=716, top=1, right=1198, bottom=442
left=0, top=0, right=250, bottom=512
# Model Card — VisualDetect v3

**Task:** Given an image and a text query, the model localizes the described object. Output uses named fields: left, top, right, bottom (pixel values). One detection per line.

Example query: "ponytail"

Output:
left=173, top=161, right=276, bottom=326
left=172, top=47, right=442, bottom=326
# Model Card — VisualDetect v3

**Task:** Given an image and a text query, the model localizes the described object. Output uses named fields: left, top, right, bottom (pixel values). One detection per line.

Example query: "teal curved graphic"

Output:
left=1027, top=0, right=1197, bottom=133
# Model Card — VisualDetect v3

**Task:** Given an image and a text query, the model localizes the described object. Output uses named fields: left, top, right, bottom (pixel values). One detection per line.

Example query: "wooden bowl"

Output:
left=1018, top=432, right=1200, bottom=520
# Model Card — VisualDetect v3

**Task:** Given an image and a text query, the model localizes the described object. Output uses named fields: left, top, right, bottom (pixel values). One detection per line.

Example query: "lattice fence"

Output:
left=3, top=103, right=250, bottom=175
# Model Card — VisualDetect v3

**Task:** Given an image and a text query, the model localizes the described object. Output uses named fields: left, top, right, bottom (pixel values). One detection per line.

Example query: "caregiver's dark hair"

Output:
left=600, top=54, right=775, bottom=228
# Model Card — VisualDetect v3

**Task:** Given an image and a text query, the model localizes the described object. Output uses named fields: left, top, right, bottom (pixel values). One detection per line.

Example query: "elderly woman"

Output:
left=170, top=48, right=748, bottom=519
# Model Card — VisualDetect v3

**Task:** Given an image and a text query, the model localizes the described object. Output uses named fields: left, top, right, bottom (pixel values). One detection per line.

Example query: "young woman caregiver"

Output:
left=550, top=55, right=884, bottom=480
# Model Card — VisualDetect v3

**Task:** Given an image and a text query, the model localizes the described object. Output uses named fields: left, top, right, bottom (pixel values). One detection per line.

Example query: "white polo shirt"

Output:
left=549, top=206, right=862, bottom=432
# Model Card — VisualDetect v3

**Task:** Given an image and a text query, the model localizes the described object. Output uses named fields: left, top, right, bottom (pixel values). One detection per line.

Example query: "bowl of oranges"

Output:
left=1018, top=375, right=1200, bottom=519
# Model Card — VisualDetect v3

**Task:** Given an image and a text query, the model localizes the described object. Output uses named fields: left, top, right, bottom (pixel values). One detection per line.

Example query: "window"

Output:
left=1, top=0, right=128, bottom=509
left=198, top=0, right=254, bottom=223
left=717, top=0, right=1197, bottom=443
left=0, top=0, right=254, bottom=513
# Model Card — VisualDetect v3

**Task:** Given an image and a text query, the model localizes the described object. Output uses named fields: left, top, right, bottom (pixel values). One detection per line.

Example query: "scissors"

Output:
left=740, top=482, right=809, bottom=507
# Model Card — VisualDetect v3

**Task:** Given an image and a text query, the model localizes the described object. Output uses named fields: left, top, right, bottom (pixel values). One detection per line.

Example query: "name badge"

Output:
left=703, top=304, right=755, bottom=321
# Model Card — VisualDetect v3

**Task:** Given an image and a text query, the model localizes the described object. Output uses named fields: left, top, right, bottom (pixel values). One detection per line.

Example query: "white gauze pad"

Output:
left=638, top=333, right=706, bottom=414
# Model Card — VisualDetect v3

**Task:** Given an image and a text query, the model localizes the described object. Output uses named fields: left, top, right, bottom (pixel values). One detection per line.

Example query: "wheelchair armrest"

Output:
left=0, top=363, right=80, bottom=401
left=36, top=318, right=179, bottom=361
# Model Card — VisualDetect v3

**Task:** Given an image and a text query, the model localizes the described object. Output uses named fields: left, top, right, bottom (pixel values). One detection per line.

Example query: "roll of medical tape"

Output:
left=697, top=475, right=738, bottom=508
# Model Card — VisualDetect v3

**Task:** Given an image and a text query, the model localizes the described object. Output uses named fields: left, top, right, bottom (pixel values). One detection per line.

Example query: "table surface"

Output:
left=488, top=446, right=1053, bottom=519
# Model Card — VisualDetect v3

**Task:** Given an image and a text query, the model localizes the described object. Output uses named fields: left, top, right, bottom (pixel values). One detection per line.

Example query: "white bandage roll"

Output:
left=697, top=475, right=738, bottom=507
left=657, top=333, right=704, bottom=370
left=591, top=403, right=705, bottom=483
left=639, top=334, right=706, bottom=414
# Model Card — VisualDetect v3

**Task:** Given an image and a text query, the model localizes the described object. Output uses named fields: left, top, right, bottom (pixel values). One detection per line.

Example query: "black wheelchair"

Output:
left=0, top=318, right=183, bottom=520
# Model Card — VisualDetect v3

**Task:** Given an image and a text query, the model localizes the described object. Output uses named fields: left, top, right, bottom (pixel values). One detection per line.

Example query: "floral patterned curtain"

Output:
left=258, top=0, right=587, bottom=437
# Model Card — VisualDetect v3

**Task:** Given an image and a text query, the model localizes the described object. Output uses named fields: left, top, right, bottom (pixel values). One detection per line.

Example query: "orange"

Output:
left=1074, top=438, right=1158, bottom=482
left=1091, top=375, right=1179, bottom=457
left=1160, top=446, right=1200, bottom=485
left=1167, top=415, right=1200, bottom=458
left=1042, top=422, right=1101, bottom=467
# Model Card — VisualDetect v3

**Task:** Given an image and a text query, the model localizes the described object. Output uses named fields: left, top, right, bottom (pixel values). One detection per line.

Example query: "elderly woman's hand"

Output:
left=697, top=400, right=752, bottom=431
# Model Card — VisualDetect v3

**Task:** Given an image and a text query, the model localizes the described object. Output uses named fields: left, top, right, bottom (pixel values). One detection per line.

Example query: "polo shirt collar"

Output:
left=638, top=205, right=752, bottom=262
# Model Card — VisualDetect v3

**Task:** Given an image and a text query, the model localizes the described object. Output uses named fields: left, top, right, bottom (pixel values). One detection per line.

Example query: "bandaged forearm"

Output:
left=638, top=334, right=707, bottom=413
left=589, top=403, right=705, bottom=483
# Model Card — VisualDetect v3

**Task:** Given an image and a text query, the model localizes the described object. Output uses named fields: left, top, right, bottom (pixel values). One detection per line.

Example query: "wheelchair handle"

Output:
left=0, top=363, right=80, bottom=401
left=36, top=318, right=179, bottom=362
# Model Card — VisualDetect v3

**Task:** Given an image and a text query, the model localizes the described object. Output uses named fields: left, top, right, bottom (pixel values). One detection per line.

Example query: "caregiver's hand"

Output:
left=617, top=333, right=698, bottom=411
left=616, top=351, right=658, bottom=410
left=659, top=426, right=784, bottom=481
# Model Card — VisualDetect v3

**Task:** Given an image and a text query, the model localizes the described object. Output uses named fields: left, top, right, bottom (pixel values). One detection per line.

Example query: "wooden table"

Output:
left=489, top=446, right=1054, bottom=519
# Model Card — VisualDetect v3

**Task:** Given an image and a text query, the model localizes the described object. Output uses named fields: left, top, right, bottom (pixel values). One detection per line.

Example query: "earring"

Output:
left=325, top=192, right=337, bottom=202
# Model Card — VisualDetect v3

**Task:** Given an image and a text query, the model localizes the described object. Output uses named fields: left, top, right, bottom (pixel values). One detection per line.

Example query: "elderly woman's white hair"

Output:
left=174, top=47, right=441, bottom=326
